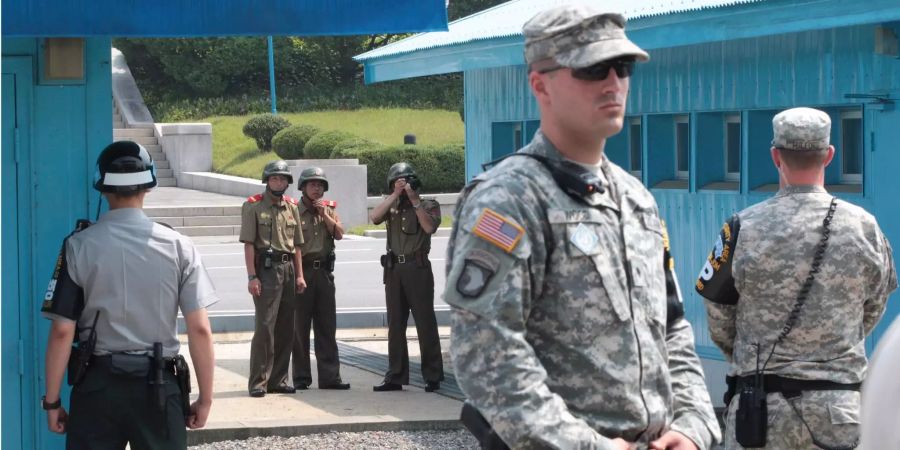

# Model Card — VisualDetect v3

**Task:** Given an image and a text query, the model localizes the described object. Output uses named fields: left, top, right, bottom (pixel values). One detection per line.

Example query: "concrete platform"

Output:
left=145, top=187, right=247, bottom=208
left=185, top=328, right=463, bottom=445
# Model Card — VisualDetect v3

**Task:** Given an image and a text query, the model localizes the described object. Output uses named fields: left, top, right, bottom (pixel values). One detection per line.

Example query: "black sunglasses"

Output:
left=538, top=57, right=636, bottom=81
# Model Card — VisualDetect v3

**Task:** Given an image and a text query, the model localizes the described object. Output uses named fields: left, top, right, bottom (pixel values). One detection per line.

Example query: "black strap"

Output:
left=482, top=153, right=605, bottom=202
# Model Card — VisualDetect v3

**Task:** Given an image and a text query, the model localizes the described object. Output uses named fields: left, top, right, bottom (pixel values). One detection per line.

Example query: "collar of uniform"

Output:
left=99, top=207, right=149, bottom=223
left=777, top=184, right=828, bottom=196
left=264, top=190, right=287, bottom=207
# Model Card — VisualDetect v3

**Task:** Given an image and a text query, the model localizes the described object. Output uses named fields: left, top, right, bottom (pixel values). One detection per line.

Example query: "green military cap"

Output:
left=772, top=107, right=831, bottom=152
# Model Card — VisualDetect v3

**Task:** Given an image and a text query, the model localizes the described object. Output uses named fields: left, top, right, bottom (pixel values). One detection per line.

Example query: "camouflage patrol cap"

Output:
left=523, top=4, right=649, bottom=68
left=772, top=107, right=832, bottom=152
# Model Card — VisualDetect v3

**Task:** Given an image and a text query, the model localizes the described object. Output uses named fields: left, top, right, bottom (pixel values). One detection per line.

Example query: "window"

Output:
left=629, top=117, right=642, bottom=176
left=491, top=121, right=524, bottom=160
left=840, top=110, right=862, bottom=184
left=725, top=115, right=741, bottom=182
left=675, top=115, right=690, bottom=180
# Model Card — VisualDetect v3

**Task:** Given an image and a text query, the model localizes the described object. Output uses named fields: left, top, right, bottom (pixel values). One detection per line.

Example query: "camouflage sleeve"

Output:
left=864, top=231, right=897, bottom=336
left=424, top=198, right=442, bottom=228
left=665, top=314, right=722, bottom=448
left=238, top=202, right=256, bottom=244
left=445, top=186, right=613, bottom=450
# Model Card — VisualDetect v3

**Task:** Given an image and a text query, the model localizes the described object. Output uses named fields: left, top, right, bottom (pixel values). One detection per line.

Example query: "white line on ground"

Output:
left=206, top=258, right=446, bottom=270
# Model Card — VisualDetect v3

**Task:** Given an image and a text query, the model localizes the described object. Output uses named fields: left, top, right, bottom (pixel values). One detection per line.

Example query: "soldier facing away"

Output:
left=444, top=4, right=720, bottom=449
left=291, top=167, right=350, bottom=390
left=370, top=162, right=444, bottom=393
left=41, top=141, right=217, bottom=449
left=696, top=107, right=897, bottom=449
left=241, top=160, right=307, bottom=398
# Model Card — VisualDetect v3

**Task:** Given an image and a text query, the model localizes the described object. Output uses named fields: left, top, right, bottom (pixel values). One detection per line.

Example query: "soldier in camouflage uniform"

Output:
left=370, top=162, right=444, bottom=392
left=444, top=5, right=720, bottom=449
left=291, top=167, right=350, bottom=390
left=696, top=107, right=897, bottom=449
left=241, top=160, right=307, bottom=397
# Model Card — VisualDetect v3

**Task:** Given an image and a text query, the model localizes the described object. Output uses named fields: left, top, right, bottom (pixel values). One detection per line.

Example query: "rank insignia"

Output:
left=472, top=208, right=524, bottom=253
left=570, top=223, right=599, bottom=255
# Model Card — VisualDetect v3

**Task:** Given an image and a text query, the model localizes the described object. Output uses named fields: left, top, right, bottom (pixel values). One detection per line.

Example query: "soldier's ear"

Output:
left=529, top=70, right=550, bottom=104
left=823, top=145, right=836, bottom=168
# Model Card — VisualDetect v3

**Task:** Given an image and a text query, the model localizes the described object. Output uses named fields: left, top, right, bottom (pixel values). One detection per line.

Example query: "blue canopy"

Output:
left=2, top=0, right=448, bottom=37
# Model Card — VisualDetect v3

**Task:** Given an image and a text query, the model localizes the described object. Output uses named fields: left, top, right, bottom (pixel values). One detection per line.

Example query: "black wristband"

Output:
left=248, top=274, right=259, bottom=281
left=41, top=395, right=61, bottom=410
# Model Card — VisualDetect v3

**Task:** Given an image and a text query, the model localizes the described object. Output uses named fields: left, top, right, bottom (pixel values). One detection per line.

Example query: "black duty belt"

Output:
left=262, top=250, right=293, bottom=263
left=392, top=252, right=425, bottom=264
left=303, top=258, right=325, bottom=269
left=727, top=374, right=861, bottom=401
left=92, top=354, right=177, bottom=372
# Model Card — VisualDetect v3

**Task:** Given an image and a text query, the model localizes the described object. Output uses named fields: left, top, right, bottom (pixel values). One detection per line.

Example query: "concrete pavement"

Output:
left=183, top=327, right=464, bottom=445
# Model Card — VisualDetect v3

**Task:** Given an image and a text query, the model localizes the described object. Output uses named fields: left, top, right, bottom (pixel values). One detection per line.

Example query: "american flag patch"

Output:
left=472, top=208, right=524, bottom=253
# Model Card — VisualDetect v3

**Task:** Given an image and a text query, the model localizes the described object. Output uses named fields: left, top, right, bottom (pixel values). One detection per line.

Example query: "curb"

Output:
left=187, top=419, right=463, bottom=445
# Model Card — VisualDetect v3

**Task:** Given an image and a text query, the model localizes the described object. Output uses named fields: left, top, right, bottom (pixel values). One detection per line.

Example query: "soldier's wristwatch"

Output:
left=248, top=274, right=259, bottom=281
left=41, top=395, right=61, bottom=410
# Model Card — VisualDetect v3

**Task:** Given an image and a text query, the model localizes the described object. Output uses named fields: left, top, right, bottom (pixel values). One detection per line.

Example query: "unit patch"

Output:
left=456, top=249, right=500, bottom=298
left=472, top=208, right=524, bottom=253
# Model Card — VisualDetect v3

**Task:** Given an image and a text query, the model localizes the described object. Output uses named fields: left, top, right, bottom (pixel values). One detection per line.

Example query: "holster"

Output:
left=67, top=311, right=100, bottom=386
left=174, top=355, right=192, bottom=418
left=460, top=402, right=510, bottom=450
left=328, top=252, right=336, bottom=272
left=380, top=251, right=395, bottom=269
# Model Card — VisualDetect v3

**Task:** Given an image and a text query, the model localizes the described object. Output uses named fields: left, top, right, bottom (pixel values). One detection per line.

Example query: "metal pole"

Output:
left=267, top=36, right=277, bottom=114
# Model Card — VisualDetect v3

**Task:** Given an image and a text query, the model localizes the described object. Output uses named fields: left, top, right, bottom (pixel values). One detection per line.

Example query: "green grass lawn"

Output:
left=207, top=108, right=464, bottom=179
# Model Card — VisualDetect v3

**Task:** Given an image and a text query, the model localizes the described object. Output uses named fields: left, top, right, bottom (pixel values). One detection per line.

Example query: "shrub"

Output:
left=339, top=143, right=465, bottom=195
left=242, top=113, right=290, bottom=151
left=272, top=124, right=321, bottom=159
left=331, top=137, right=383, bottom=158
left=303, top=130, right=356, bottom=159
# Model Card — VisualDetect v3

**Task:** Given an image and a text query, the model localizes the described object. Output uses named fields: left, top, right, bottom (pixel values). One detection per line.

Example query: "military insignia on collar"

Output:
left=456, top=249, right=499, bottom=298
left=570, top=223, right=599, bottom=255
left=472, top=208, right=524, bottom=253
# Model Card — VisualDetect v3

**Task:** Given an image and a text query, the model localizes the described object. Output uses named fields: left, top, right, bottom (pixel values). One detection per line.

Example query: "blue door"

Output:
left=2, top=56, right=36, bottom=450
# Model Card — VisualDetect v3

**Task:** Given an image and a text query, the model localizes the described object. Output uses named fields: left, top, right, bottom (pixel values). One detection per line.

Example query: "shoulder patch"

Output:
left=284, top=195, right=299, bottom=205
left=247, top=194, right=263, bottom=203
left=473, top=208, right=524, bottom=253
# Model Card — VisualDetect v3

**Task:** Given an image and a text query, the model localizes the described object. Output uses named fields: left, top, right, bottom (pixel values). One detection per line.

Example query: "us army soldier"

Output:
left=444, top=5, right=720, bottom=449
left=696, top=107, right=897, bottom=449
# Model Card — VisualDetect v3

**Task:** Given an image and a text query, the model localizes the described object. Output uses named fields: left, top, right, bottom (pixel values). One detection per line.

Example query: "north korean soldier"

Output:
left=444, top=5, right=721, bottom=449
left=291, top=167, right=350, bottom=390
left=369, top=162, right=444, bottom=392
left=696, top=107, right=897, bottom=449
left=241, top=160, right=307, bottom=397
left=41, top=141, right=218, bottom=449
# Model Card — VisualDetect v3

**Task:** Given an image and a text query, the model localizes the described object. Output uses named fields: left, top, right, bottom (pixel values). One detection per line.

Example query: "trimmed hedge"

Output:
left=331, top=137, right=383, bottom=157
left=303, top=130, right=356, bottom=159
left=272, top=124, right=321, bottom=160
left=338, top=143, right=465, bottom=195
left=242, top=114, right=290, bottom=151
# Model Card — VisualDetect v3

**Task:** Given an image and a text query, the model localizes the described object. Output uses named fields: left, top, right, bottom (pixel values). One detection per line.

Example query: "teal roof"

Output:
left=355, top=0, right=764, bottom=62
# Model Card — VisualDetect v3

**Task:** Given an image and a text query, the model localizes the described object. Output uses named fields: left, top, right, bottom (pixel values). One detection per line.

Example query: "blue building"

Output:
left=1, top=1, right=447, bottom=447
left=356, top=0, right=900, bottom=403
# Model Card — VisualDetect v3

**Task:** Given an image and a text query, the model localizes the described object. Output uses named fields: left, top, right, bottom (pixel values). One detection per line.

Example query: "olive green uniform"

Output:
left=382, top=197, right=444, bottom=385
left=292, top=200, right=345, bottom=387
left=240, top=191, right=303, bottom=392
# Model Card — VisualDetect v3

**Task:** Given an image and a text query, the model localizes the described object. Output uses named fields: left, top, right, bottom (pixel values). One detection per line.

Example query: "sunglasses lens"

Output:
left=573, top=59, right=635, bottom=81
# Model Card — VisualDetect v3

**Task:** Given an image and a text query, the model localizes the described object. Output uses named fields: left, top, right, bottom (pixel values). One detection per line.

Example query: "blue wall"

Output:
left=2, top=37, right=111, bottom=449
left=464, top=23, right=900, bottom=360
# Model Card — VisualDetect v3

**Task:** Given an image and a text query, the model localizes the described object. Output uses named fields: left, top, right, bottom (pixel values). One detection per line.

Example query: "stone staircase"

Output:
left=112, top=103, right=176, bottom=187
left=144, top=205, right=243, bottom=237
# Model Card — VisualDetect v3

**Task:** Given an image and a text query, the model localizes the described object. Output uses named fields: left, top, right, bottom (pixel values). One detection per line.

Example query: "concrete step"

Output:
left=149, top=151, right=166, bottom=161
left=144, top=144, right=161, bottom=152
left=114, top=128, right=155, bottom=138
left=145, top=205, right=243, bottom=218
left=155, top=160, right=170, bottom=169
left=156, top=168, right=174, bottom=178
left=174, top=225, right=240, bottom=236
left=157, top=178, right=176, bottom=187
left=153, top=215, right=242, bottom=227
left=113, top=121, right=125, bottom=128
left=128, top=136, right=159, bottom=146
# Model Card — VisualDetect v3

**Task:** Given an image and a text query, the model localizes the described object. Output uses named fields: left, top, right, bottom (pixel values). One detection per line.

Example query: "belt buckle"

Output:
left=397, top=255, right=406, bottom=264
left=281, top=254, right=291, bottom=263
left=312, top=260, right=321, bottom=269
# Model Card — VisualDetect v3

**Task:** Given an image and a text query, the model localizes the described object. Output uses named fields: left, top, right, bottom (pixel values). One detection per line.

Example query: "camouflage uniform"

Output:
left=445, top=131, right=720, bottom=449
left=697, top=108, right=897, bottom=449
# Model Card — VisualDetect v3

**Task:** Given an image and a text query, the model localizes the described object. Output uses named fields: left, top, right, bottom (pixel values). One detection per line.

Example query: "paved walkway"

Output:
left=184, top=327, right=463, bottom=445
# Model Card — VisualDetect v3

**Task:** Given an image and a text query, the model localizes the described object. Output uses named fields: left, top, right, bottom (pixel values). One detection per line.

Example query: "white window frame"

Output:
left=674, top=115, right=690, bottom=180
left=628, top=117, right=642, bottom=178
left=840, top=109, right=862, bottom=184
left=724, top=114, right=742, bottom=182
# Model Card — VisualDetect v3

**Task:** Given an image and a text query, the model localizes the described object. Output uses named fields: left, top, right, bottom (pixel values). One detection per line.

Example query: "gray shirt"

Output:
left=45, top=208, right=219, bottom=357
